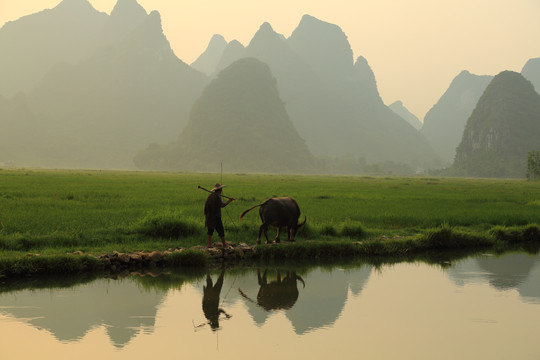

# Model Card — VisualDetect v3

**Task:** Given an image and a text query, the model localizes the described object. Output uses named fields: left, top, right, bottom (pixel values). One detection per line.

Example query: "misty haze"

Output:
left=1, top=0, right=538, bottom=177
left=1, top=2, right=540, bottom=360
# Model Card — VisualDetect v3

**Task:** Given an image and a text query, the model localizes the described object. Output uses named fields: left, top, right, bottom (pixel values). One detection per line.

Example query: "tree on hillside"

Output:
left=527, top=151, right=540, bottom=180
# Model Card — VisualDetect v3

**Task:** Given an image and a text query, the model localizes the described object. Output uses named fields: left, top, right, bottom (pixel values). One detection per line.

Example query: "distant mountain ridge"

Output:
left=288, top=14, right=355, bottom=82
left=0, top=0, right=107, bottom=97
left=190, top=34, right=228, bottom=75
left=451, top=71, right=540, bottom=178
left=389, top=101, right=422, bottom=130
left=193, top=15, right=438, bottom=166
left=1, top=5, right=439, bottom=170
left=421, top=70, right=493, bottom=163
left=522, top=57, right=540, bottom=95
left=0, top=0, right=207, bottom=168
left=135, top=58, right=316, bottom=173
left=97, top=0, right=148, bottom=46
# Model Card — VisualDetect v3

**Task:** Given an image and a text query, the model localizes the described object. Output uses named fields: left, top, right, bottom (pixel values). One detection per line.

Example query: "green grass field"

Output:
left=0, top=168, right=539, bottom=274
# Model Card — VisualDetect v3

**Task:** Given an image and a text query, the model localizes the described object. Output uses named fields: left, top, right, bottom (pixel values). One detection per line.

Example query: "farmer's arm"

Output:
left=221, top=197, right=235, bottom=207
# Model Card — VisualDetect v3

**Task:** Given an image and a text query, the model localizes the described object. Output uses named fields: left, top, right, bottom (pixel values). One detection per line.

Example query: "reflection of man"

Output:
left=202, top=269, right=231, bottom=331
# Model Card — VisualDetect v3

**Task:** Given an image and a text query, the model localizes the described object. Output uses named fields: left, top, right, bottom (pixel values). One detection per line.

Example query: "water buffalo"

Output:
left=238, top=269, right=305, bottom=311
left=239, top=197, right=306, bottom=244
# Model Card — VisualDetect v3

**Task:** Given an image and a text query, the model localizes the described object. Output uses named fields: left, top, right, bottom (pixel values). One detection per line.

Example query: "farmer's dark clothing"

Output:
left=205, top=192, right=223, bottom=234
left=207, top=217, right=224, bottom=237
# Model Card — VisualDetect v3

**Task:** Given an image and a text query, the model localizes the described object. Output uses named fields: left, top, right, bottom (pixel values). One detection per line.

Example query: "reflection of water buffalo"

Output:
left=239, top=197, right=306, bottom=244
left=239, top=269, right=305, bottom=311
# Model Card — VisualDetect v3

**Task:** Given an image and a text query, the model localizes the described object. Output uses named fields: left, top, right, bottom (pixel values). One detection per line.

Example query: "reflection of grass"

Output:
left=0, top=271, right=102, bottom=294
left=132, top=267, right=207, bottom=292
left=0, top=169, right=539, bottom=275
left=0, top=253, right=105, bottom=277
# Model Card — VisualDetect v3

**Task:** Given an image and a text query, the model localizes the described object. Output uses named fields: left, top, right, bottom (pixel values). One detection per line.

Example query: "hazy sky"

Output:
left=1, top=0, right=540, bottom=120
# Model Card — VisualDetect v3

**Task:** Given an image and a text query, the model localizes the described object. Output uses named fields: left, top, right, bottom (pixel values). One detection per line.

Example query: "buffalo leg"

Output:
left=259, top=224, right=271, bottom=244
left=288, top=227, right=295, bottom=242
left=264, top=226, right=271, bottom=244
left=258, top=269, right=267, bottom=286
left=257, top=225, right=263, bottom=244
left=275, top=227, right=281, bottom=243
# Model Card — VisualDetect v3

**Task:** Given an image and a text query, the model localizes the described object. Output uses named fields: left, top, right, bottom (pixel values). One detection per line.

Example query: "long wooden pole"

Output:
left=197, top=185, right=234, bottom=200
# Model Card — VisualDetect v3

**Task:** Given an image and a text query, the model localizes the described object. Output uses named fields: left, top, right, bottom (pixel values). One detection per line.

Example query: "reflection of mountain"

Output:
left=287, top=266, right=371, bottom=334
left=0, top=278, right=166, bottom=348
left=477, top=253, right=538, bottom=290
left=447, top=253, right=540, bottom=303
left=519, top=264, right=540, bottom=302
left=235, top=266, right=372, bottom=335
left=345, top=265, right=373, bottom=297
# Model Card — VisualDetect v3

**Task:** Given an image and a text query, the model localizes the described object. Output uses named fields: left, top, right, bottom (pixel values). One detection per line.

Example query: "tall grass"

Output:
left=0, top=169, right=538, bottom=256
left=490, top=224, right=540, bottom=243
left=132, top=210, right=201, bottom=238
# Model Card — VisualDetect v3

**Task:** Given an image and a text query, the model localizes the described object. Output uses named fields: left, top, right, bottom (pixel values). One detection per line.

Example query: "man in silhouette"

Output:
left=204, top=183, right=234, bottom=248
left=202, top=269, right=231, bottom=331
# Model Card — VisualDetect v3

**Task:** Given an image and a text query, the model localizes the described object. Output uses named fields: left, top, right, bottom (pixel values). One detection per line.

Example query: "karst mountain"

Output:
left=389, top=101, right=422, bottom=130
left=134, top=58, right=316, bottom=173
left=0, top=4, right=440, bottom=171
left=0, top=0, right=207, bottom=168
left=421, top=70, right=493, bottom=163
left=6, top=1, right=538, bottom=176
left=451, top=71, right=540, bottom=178
left=189, top=15, right=438, bottom=166
left=522, top=57, right=540, bottom=95
left=0, top=0, right=107, bottom=97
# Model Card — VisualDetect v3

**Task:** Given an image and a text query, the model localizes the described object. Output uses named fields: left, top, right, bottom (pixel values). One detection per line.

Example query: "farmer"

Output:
left=204, top=183, right=234, bottom=248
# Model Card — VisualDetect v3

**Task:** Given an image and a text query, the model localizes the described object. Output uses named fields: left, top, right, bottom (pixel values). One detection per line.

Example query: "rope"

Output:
left=220, top=161, right=238, bottom=231
left=224, top=206, right=238, bottom=231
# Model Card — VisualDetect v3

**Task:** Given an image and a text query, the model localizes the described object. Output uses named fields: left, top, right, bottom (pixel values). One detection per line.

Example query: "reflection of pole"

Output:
left=215, top=265, right=221, bottom=351
left=221, top=274, right=237, bottom=307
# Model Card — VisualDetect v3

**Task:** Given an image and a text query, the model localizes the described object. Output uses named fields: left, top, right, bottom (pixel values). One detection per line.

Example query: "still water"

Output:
left=1, top=252, right=539, bottom=360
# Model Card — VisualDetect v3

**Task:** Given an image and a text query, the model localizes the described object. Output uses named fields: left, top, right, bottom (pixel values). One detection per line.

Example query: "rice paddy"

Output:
left=0, top=168, right=538, bottom=275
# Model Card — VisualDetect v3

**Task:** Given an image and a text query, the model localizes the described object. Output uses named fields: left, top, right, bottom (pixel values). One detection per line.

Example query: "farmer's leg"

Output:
left=216, top=217, right=227, bottom=247
left=207, top=227, right=215, bottom=247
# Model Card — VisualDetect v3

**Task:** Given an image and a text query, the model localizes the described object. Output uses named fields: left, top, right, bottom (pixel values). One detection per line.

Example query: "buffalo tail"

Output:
left=239, top=203, right=262, bottom=220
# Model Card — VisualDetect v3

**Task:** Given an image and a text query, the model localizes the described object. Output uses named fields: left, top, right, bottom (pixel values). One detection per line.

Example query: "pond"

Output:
left=1, top=251, right=539, bottom=359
